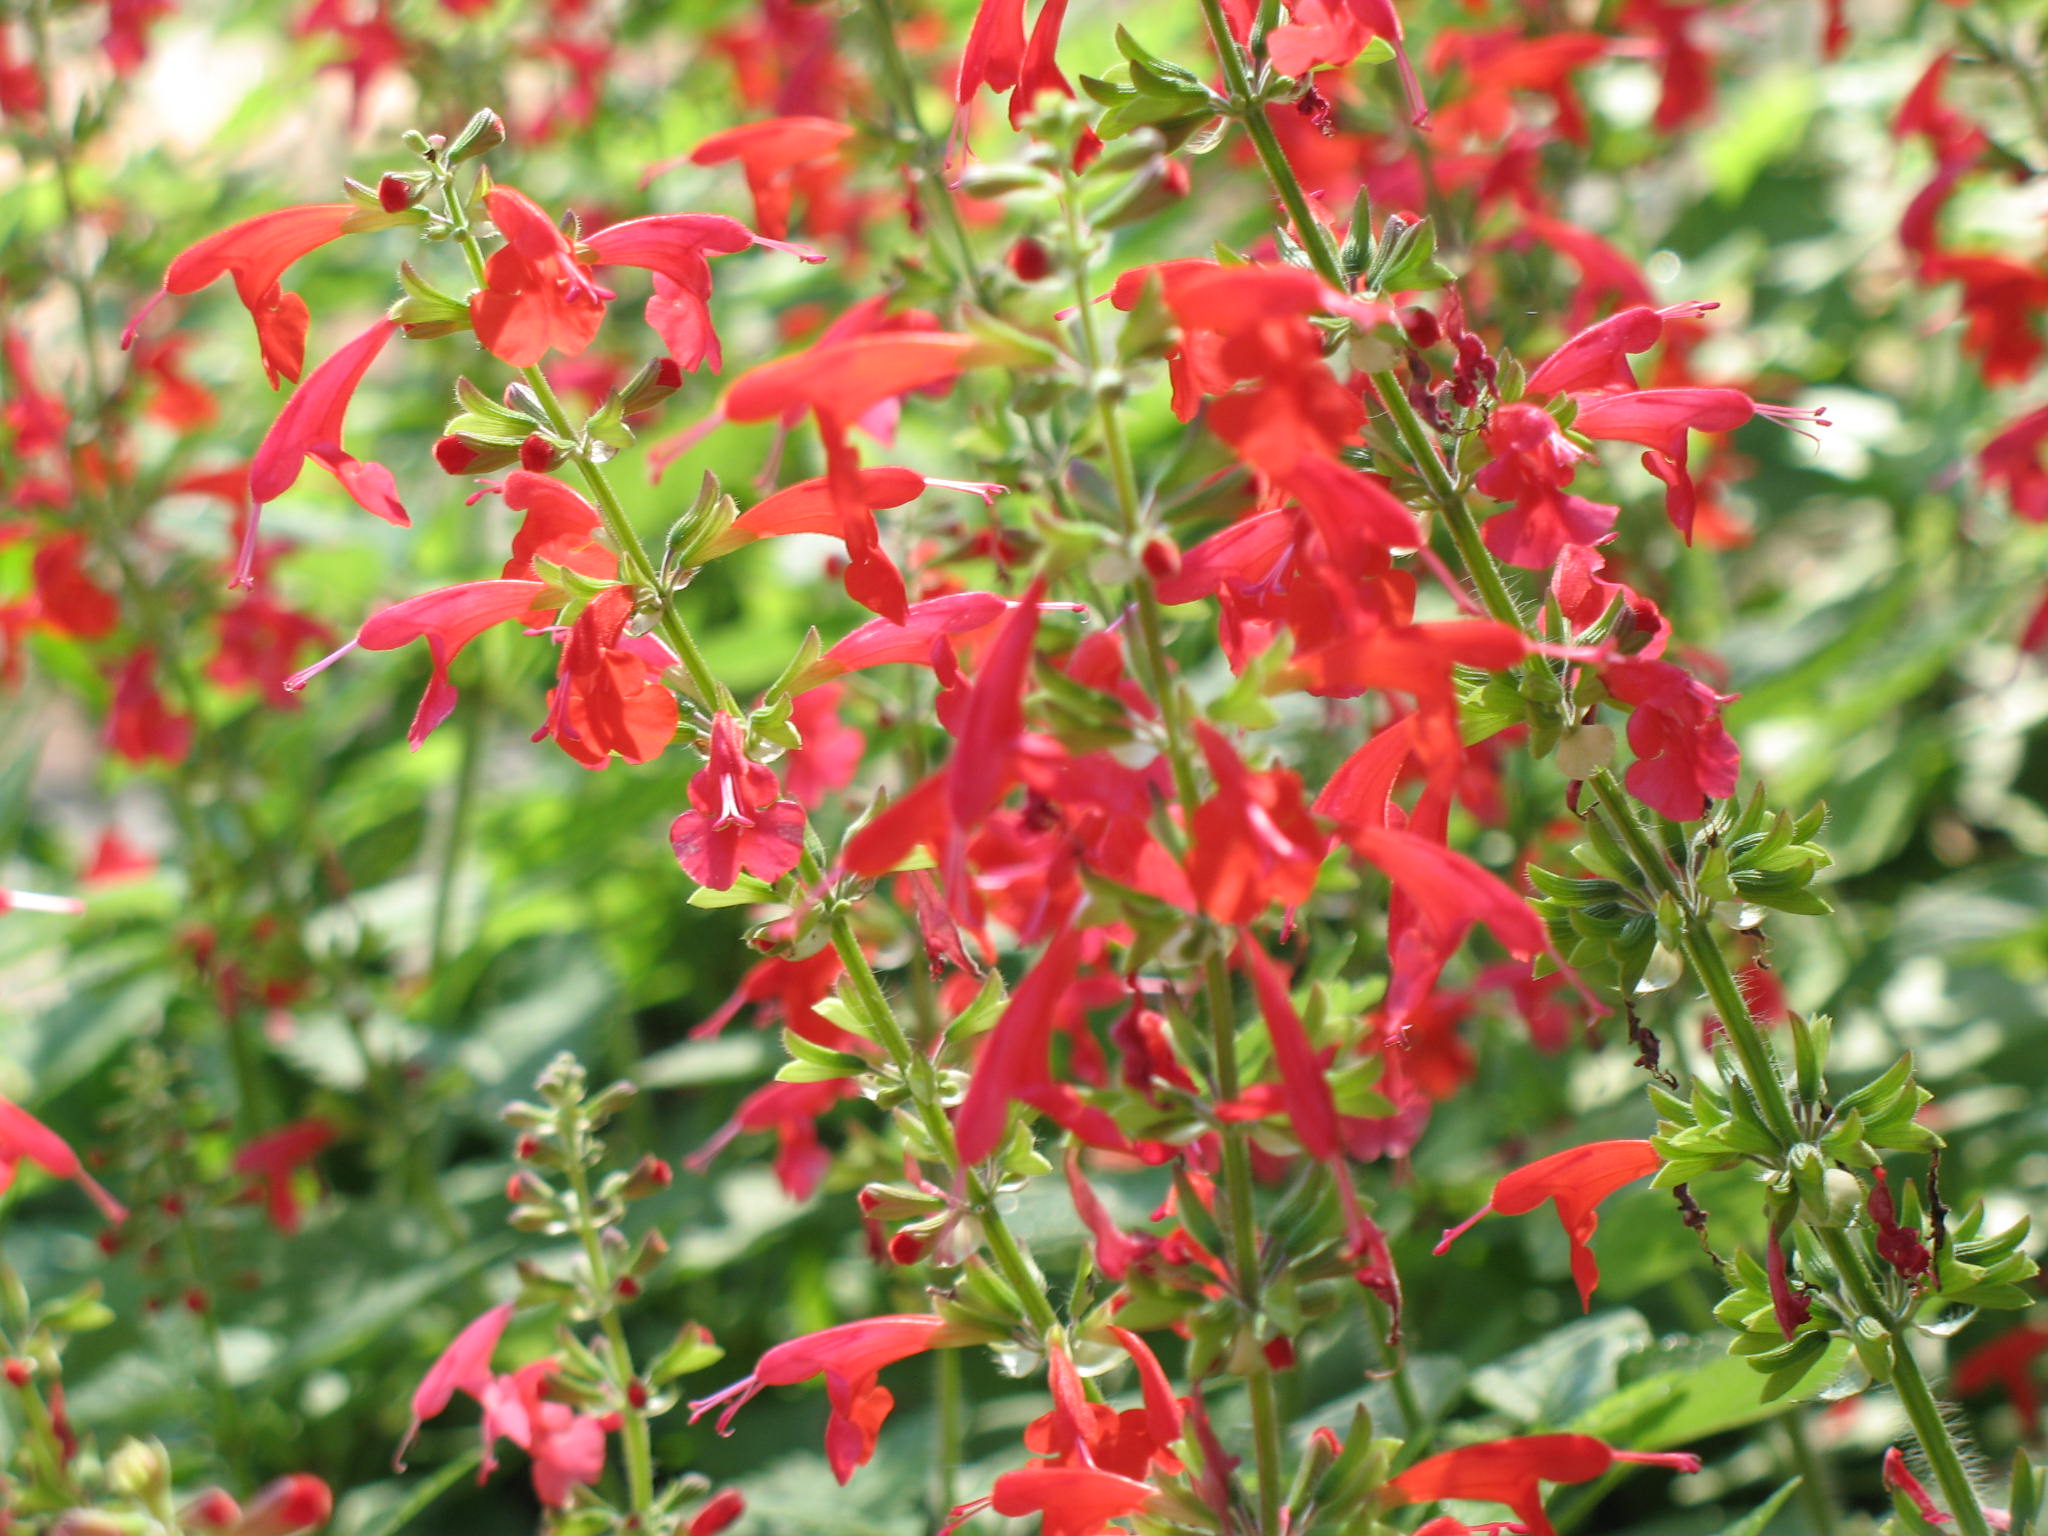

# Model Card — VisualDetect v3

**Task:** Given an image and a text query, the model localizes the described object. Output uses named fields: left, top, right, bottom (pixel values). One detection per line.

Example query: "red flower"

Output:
left=688, top=1314, right=952, bottom=1484
left=1268, top=0, right=1425, bottom=128
left=957, top=0, right=1074, bottom=129
left=106, top=649, right=193, bottom=767
left=954, top=924, right=1085, bottom=1164
left=0, top=1095, right=126, bottom=1223
left=293, top=580, right=550, bottom=748
left=1955, top=1322, right=2048, bottom=1437
left=31, top=533, right=119, bottom=638
left=231, top=1118, right=336, bottom=1235
left=244, top=317, right=407, bottom=587
left=1238, top=933, right=1343, bottom=1162
left=477, top=1358, right=608, bottom=1507
left=1599, top=657, right=1739, bottom=820
left=681, top=118, right=853, bottom=239
left=536, top=586, right=680, bottom=770
left=1387, top=1433, right=1700, bottom=1536
left=1923, top=254, right=2048, bottom=386
left=583, top=212, right=823, bottom=371
left=1434, top=1140, right=1660, bottom=1310
left=724, top=332, right=982, bottom=621
left=781, top=685, right=865, bottom=808
left=469, top=187, right=616, bottom=367
left=125, top=204, right=355, bottom=386
left=1982, top=406, right=2048, bottom=524
left=1474, top=403, right=1615, bottom=569
left=689, top=1078, right=852, bottom=1201
left=1187, top=726, right=1329, bottom=925
left=669, top=712, right=806, bottom=889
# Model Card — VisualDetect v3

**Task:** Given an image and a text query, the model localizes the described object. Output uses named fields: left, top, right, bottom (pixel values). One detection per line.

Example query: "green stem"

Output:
left=437, top=169, right=722, bottom=707
left=822, top=906, right=1061, bottom=1337
left=560, top=1116, right=656, bottom=1519
left=934, top=1339, right=963, bottom=1526
left=1811, top=1226, right=1991, bottom=1536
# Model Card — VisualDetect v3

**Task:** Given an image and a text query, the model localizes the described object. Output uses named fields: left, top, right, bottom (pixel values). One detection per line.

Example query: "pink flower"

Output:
left=1599, top=657, right=1739, bottom=820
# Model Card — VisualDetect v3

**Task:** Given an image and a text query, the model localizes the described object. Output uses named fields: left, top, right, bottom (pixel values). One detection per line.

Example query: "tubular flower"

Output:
left=469, top=186, right=616, bottom=367
left=669, top=712, right=806, bottom=890
left=288, top=580, right=552, bottom=748
left=1238, top=933, right=1343, bottom=1162
left=1598, top=657, right=1739, bottom=820
left=0, top=1095, right=126, bottom=1224
left=233, top=1475, right=335, bottom=1536
left=1955, top=1322, right=2048, bottom=1438
left=243, top=317, right=407, bottom=587
left=679, top=117, right=853, bottom=239
left=582, top=212, right=823, bottom=371
left=1386, top=1434, right=1701, bottom=1536
left=724, top=332, right=982, bottom=621
left=1268, top=0, right=1427, bottom=128
left=953, top=924, right=1085, bottom=1165
left=535, top=586, right=680, bottom=770
left=1473, top=402, right=1616, bottom=569
left=231, top=1117, right=336, bottom=1235
left=1982, top=406, right=2048, bottom=524
left=1434, top=1140, right=1660, bottom=1310
left=956, top=0, right=1074, bottom=129
left=687, top=1314, right=952, bottom=1484
left=124, top=203, right=356, bottom=386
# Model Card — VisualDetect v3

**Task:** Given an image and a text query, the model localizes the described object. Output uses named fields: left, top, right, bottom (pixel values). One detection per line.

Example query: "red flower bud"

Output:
left=519, top=433, right=557, bottom=473
left=688, top=1490, right=746, bottom=1536
left=4, top=1358, right=32, bottom=1388
left=433, top=436, right=479, bottom=475
left=1263, top=1336, right=1296, bottom=1370
left=515, top=1134, right=542, bottom=1161
left=615, top=1276, right=642, bottom=1300
left=626, top=1377, right=649, bottom=1409
left=1008, top=237, right=1051, bottom=283
left=887, top=1230, right=928, bottom=1265
left=236, top=1475, right=332, bottom=1536
left=1141, top=537, right=1182, bottom=581
left=377, top=174, right=412, bottom=213
left=653, top=357, right=682, bottom=390
left=180, top=1489, right=241, bottom=1533
left=184, top=1287, right=208, bottom=1314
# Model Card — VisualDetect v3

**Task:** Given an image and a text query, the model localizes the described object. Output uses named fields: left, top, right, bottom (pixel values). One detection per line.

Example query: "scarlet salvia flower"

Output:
left=689, top=1078, right=851, bottom=1200
left=687, top=1490, right=746, bottom=1536
left=1386, top=1433, right=1701, bottom=1536
left=1473, top=403, right=1615, bottom=568
left=1765, top=1228, right=1811, bottom=1338
left=669, top=713, right=806, bottom=889
left=1237, top=933, right=1343, bottom=1161
left=1434, top=1140, right=1660, bottom=1310
left=106, top=649, right=193, bottom=767
left=956, top=0, right=1074, bottom=130
left=954, top=924, right=1085, bottom=1164
left=0, top=1095, right=126, bottom=1223
left=31, top=534, right=119, bottom=639
left=1954, top=1322, right=2048, bottom=1438
left=679, top=118, right=853, bottom=240
left=289, top=580, right=552, bottom=748
left=582, top=211, right=824, bottom=371
left=1187, top=726, right=1329, bottom=925
left=1883, top=1446, right=1951, bottom=1526
left=397, top=1301, right=514, bottom=1465
left=1268, top=0, right=1427, bottom=128
left=243, top=317, right=407, bottom=588
left=1922, top=254, right=2048, bottom=386
left=688, top=1314, right=952, bottom=1484
left=231, top=1117, right=336, bottom=1235
left=1982, top=406, right=2048, bottom=524
left=1598, top=657, right=1739, bottom=820
left=723, top=332, right=982, bottom=621
left=469, top=187, right=616, bottom=367
left=535, top=586, right=680, bottom=769
left=124, top=203, right=355, bottom=386
left=476, top=1358, right=608, bottom=1507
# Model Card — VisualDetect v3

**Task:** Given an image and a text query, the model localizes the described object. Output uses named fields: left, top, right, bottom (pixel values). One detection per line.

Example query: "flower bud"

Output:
left=106, top=1436, right=171, bottom=1502
left=182, top=1489, right=243, bottom=1533
left=1141, top=536, right=1182, bottom=581
left=4, top=1358, right=32, bottom=1388
left=619, top=356, right=686, bottom=415
left=1400, top=306, right=1441, bottom=349
left=446, top=108, right=507, bottom=164
left=519, top=433, right=559, bottom=473
left=621, top=1155, right=673, bottom=1199
left=236, top=1475, right=333, bottom=1536
left=688, top=1490, right=746, bottom=1536
left=1007, top=237, right=1051, bottom=282
left=377, top=174, right=412, bottom=213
